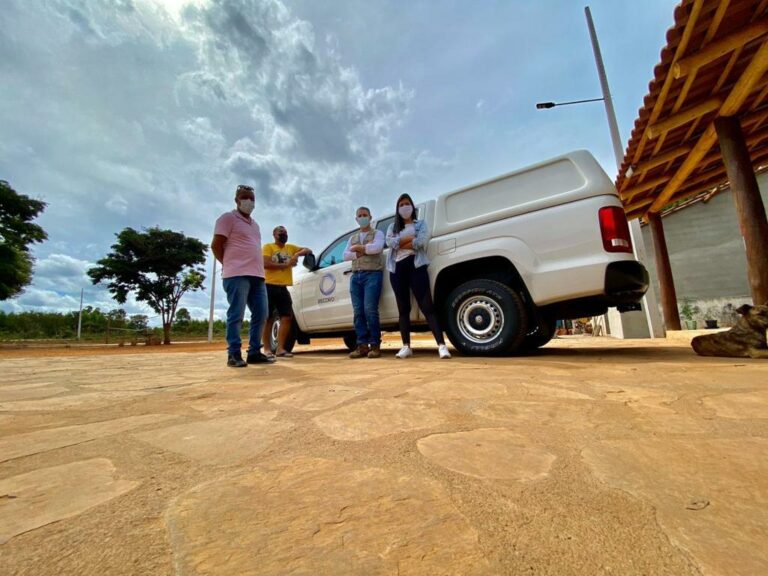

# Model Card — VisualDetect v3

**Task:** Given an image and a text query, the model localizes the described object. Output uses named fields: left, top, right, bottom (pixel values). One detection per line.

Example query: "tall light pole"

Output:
left=536, top=7, right=664, bottom=338
left=77, top=288, right=84, bottom=340
left=584, top=6, right=624, bottom=169
left=584, top=6, right=664, bottom=338
left=207, top=256, right=217, bottom=343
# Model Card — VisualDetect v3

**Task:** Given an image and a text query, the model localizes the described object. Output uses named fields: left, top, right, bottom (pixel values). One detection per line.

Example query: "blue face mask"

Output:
left=356, top=216, right=370, bottom=227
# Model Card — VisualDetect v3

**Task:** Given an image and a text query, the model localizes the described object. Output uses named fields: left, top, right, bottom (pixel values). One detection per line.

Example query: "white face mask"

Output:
left=398, top=205, right=413, bottom=219
left=238, top=199, right=255, bottom=215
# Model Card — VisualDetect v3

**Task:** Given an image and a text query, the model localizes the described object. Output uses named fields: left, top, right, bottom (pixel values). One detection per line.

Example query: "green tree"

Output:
left=175, top=307, right=191, bottom=327
left=128, top=314, right=149, bottom=331
left=88, top=227, right=206, bottom=344
left=106, top=308, right=127, bottom=327
left=0, top=180, right=48, bottom=300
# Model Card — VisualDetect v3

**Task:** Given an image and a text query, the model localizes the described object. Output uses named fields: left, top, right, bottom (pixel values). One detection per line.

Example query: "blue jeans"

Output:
left=222, top=276, right=268, bottom=356
left=350, top=270, right=383, bottom=346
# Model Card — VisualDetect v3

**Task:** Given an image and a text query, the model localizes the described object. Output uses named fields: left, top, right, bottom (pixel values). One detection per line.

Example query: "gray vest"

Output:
left=351, top=229, right=384, bottom=272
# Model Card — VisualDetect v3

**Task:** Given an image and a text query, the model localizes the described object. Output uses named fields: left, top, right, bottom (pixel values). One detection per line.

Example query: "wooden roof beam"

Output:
left=648, top=39, right=768, bottom=215
left=624, top=196, right=654, bottom=214
left=626, top=116, right=768, bottom=193
left=623, top=168, right=729, bottom=217
left=720, top=40, right=768, bottom=116
left=622, top=175, right=671, bottom=201
left=646, top=97, right=722, bottom=139
left=702, top=0, right=731, bottom=45
left=673, top=19, right=768, bottom=79
left=632, top=144, right=692, bottom=176
left=627, top=175, right=727, bottom=219
left=629, top=0, right=705, bottom=165
left=635, top=143, right=768, bottom=220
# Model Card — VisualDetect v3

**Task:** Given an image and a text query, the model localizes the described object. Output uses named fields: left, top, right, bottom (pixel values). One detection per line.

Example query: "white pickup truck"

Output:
left=267, top=150, right=648, bottom=356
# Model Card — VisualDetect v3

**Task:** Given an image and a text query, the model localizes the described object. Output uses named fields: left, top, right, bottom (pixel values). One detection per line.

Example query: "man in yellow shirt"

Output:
left=262, top=225, right=312, bottom=357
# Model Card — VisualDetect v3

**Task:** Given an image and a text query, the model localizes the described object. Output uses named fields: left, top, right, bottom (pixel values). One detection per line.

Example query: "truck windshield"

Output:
left=318, top=231, right=354, bottom=269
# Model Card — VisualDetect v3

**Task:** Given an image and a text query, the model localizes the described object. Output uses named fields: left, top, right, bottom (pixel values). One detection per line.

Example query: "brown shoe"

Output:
left=348, top=344, right=369, bottom=359
left=367, top=345, right=381, bottom=358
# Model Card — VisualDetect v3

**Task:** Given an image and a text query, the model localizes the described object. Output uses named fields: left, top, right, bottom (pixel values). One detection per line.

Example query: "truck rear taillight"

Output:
left=598, top=206, right=633, bottom=253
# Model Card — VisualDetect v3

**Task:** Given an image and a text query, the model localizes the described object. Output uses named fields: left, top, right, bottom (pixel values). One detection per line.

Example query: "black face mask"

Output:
left=277, top=233, right=288, bottom=244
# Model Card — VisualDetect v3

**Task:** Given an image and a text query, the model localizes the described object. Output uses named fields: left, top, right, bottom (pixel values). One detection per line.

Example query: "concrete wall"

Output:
left=639, top=171, right=768, bottom=327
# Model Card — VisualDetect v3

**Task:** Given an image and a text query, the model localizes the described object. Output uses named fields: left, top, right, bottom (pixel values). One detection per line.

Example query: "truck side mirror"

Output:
left=303, top=253, right=317, bottom=271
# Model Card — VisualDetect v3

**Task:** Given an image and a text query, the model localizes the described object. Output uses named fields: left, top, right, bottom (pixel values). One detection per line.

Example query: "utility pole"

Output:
left=77, top=288, right=84, bottom=340
left=585, top=6, right=665, bottom=338
left=207, top=256, right=217, bottom=343
left=585, top=6, right=623, bottom=170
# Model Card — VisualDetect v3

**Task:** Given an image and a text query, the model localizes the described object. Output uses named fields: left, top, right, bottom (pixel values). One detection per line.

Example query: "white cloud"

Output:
left=106, top=195, right=129, bottom=215
left=179, top=117, right=226, bottom=157
left=11, top=288, right=81, bottom=310
left=35, top=253, right=93, bottom=278
left=0, top=0, right=448, bottom=316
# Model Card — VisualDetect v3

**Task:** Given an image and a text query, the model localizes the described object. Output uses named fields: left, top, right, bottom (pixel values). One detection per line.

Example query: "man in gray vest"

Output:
left=343, top=206, right=385, bottom=358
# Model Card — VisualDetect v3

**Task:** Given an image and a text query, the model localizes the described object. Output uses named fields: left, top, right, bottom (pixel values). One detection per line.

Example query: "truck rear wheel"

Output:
left=444, top=279, right=528, bottom=356
left=266, top=314, right=296, bottom=354
left=343, top=333, right=357, bottom=351
left=518, top=315, right=556, bottom=352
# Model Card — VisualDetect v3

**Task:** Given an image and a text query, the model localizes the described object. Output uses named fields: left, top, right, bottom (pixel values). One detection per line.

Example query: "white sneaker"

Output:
left=395, top=346, right=413, bottom=359
left=438, top=344, right=451, bottom=359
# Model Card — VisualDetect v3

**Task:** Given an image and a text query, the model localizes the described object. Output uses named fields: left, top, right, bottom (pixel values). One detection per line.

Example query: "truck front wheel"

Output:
left=266, top=314, right=296, bottom=354
left=444, top=279, right=528, bottom=356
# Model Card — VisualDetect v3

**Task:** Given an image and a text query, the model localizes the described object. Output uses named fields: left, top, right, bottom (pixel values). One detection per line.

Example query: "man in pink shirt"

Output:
left=211, top=185, right=275, bottom=367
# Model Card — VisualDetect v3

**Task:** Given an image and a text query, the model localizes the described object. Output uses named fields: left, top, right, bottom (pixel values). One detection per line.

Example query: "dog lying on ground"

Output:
left=691, top=303, right=768, bottom=358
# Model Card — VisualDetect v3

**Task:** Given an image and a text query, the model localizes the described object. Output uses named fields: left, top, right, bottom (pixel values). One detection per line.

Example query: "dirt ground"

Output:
left=0, top=334, right=766, bottom=576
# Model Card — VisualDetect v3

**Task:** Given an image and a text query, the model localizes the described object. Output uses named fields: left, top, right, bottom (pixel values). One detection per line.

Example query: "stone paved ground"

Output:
left=0, top=336, right=767, bottom=575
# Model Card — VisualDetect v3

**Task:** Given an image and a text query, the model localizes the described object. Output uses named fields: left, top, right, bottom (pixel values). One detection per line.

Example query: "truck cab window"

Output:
left=318, top=231, right=354, bottom=269
left=375, top=216, right=395, bottom=235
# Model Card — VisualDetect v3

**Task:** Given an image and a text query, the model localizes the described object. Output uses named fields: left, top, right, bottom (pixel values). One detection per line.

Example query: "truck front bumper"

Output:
left=604, top=261, right=649, bottom=306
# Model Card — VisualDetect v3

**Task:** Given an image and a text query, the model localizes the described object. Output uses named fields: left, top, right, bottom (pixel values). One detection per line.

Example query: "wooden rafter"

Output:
left=648, top=38, right=768, bottom=214
left=646, top=97, right=723, bottom=139
left=633, top=144, right=692, bottom=175
left=657, top=0, right=732, bottom=156
left=625, top=128, right=768, bottom=219
left=629, top=138, right=768, bottom=220
left=630, top=0, right=705, bottom=165
left=622, top=176, right=671, bottom=201
left=703, top=0, right=731, bottom=45
left=673, top=19, right=768, bottom=78
left=625, top=4, right=716, bottom=192
left=681, top=7, right=766, bottom=146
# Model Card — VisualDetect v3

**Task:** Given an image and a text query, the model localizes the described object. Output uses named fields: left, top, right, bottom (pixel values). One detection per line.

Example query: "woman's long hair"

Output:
left=393, top=193, right=418, bottom=233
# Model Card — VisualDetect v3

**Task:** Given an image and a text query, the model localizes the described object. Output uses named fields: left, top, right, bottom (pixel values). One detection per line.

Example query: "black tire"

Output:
left=518, top=314, right=557, bottom=352
left=444, top=279, right=528, bottom=356
left=343, top=333, right=357, bottom=351
left=266, top=314, right=296, bottom=354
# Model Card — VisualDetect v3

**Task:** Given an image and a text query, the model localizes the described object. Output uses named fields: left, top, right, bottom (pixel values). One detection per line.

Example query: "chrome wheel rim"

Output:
left=456, top=296, right=504, bottom=344
left=271, top=318, right=280, bottom=351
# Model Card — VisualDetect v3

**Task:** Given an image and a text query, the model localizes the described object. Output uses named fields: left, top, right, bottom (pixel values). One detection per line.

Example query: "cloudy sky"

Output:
left=1, top=0, right=674, bottom=321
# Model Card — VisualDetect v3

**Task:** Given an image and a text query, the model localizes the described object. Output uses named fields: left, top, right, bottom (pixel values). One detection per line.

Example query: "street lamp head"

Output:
left=536, top=102, right=556, bottom=109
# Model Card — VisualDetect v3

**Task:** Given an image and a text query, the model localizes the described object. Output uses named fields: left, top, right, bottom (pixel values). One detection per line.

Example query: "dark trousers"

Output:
left=389, top=255, right=444, bottom=345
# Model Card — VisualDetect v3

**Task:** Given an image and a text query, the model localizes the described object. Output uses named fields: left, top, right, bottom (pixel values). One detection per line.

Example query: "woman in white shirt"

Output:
left=385, top=193, right=451, bottom=359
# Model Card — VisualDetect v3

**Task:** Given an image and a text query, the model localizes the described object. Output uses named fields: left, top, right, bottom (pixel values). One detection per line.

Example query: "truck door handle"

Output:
left=343, top=270, right=354, bottom=276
